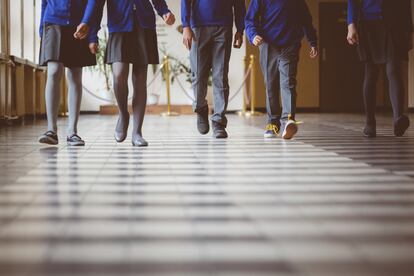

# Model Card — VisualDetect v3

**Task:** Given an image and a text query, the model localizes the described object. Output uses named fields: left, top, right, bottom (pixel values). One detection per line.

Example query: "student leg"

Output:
left=386, top=60, right=410, bottom=136
left=46, top=62, right=65, bottom=133
left=112, top=62, right=130, bottom=142
left=131, top=64, right=148, bottom=147
left=39, top=61, right=64, bottom=145
left=260, top=43, right=281, bottom=137
left=278, top=44, right=300, bottom=139
left=66, top=67, right=85, bottom=146
left=362, top=62, right=380, bottom=137
left=190, top=27, right=213, bottom=135
left=210, top=27, right=232, bottom=138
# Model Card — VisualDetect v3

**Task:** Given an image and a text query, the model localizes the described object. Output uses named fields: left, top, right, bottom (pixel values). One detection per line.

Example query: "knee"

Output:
left=212, top=71, right=229, bottom=90
left=47, top=64, right=63, bottom=79
left=113, top=70, right=128, bottom=84
left=386, top=64, right=400, bottom=78
left=281, top=77, right=297, bottom=91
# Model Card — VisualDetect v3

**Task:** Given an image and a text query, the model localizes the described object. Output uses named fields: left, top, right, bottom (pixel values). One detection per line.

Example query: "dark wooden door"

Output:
left=319, top=2, right=365, bottom=112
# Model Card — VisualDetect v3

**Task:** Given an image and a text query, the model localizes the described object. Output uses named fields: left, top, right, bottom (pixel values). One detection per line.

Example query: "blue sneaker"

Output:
left=264, top=124, right=279, bottom=138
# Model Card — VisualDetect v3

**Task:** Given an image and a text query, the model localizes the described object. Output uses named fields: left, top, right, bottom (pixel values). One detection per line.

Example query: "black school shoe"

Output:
left=197, top=108, right=210, bottom=135
left=212, top=122, right=228, bottom=139
left=394, top=115, right=410, bottom=137
left=38, top=131, right=59, bottom=145
left=67, top=134, right=85, bottom=146
left=363, top=124, right=377, bottom=138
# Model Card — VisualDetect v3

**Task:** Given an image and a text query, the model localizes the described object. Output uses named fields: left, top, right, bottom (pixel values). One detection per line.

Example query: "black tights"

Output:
left=363, top=61, right=404, bottom=124
left=112, top=63, right=148, bottom=136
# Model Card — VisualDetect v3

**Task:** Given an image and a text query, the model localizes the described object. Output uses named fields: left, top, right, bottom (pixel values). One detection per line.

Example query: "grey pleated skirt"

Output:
left=358, top=20, right=409, bottom=64
left=39, top=23, right=96, bottom=68
left=105, top=24, right=160, bottom=65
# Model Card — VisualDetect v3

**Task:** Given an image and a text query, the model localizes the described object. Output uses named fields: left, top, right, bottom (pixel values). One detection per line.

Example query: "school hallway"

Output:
left=1, top=113, right=414, bottom=276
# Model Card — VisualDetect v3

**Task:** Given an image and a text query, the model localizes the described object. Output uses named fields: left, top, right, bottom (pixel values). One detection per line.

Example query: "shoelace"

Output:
left=288, top=115, right=303, bottom=125
left=68, top=134, right=82, bottom=141
left=266, top=124, right=279, bottom=133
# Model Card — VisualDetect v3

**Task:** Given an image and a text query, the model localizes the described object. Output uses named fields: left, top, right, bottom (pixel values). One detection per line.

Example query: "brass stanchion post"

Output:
left=246, top=54, right=263, bottom=117
left=161, top=55, right=179, bottom=117
left=237, top=56, right=248, bottom=116
left=32, top=68, right=37, bottom=120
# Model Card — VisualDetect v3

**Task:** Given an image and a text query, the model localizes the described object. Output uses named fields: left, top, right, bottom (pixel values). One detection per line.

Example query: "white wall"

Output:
left=81, top=1, right=246, bottom=112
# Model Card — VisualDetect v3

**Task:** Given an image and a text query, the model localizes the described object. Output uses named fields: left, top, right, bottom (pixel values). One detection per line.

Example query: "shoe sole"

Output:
left=67, top=141, right=85, bottom=147
left=132, top=142, right=149, bottom=147
left=395, top=117, right=410, bottom=137
left=282, top=123, right=298, bottom=140
left=39, top=137, right=58, bottom=145
left=264, top=134, right=278, bottom=139
left=363, top=132, right=376, bottom=138
left=198, top=129, right=210, bottom=135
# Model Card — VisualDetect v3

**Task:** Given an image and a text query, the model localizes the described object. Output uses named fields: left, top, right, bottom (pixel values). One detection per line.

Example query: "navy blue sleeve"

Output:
left=39, top=0, right=47, bottom=37
left=234, top=0, right=246, bottom=34
left=347, top=0, right=358, bottom=25
left=181, top=0, right=191, bottom=28
left=89, top=0, right=106, bottom=43
left=151, top=0, right=171, bottom=18
left=245, top=0, right=260, bottom=44
left=82, top=0, right=97, bottom=25
left=300, top=0, right=318, bottom=48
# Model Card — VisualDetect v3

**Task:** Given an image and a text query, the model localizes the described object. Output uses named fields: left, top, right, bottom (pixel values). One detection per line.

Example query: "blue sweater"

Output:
left=245, top=0, right=318, bottom=48
left=40, top=0, right=97, bottom=42
left=181, top=0, right=246, bottom=34
left=91, top=0, right=171, bottom=43
left=348, top=0, right=383, bottom=24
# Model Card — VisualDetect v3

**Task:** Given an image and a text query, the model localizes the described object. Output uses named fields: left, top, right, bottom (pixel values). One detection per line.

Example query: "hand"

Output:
left=183, top=27, right=195, bottom=50
left=89, top=43, right=99, bottom=54
left=310, top=47, right=318, bottom=59
left=74, top=23, right=89, bottom=40
left=163, top=12, right=176, bottom=26
left=253, top=35, right=264, bottom=47
left=233, top=32, right=243, bottom=49
left=347, top=23, right=359, bottom=45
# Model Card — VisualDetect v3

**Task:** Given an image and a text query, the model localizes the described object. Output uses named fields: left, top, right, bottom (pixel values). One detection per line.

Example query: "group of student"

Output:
left=37, top=0, right=413, bottom=147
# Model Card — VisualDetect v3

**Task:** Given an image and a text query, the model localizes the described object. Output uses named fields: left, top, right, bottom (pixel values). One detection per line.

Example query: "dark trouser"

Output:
left=363, top=61, right=405, bottom=125
left=190, top=26, right=233, bottom=127
left=260, top=43, right=301, bottom=128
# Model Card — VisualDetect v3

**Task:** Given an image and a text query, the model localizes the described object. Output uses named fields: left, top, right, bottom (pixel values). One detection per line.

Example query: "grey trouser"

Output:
left=260, top=43, right=301, bottom=128
left=190, top=26, right=232, bottom=127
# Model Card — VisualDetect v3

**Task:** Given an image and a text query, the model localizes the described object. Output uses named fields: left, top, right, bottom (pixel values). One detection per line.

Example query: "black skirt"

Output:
left=105, top=24, right=159, bottom=65
left=357, top=20, right=409, bottom=64
left=39, top=23, right=96, bottom=68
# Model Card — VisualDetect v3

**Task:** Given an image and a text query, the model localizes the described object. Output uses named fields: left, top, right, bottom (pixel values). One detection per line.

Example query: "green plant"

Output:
left=88, top=29, right=112, bottom=92
left=159, top=47, right=212, bottom=87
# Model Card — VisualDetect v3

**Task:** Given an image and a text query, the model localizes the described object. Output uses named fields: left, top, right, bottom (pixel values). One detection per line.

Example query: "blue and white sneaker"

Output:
left=67, top=134, right=85, bottom=146
left=264, top=124, right=280, bottom=138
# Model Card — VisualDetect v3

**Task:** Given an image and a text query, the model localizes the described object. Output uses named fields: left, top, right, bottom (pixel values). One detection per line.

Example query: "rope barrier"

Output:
left=229, top=66, right=252, bottom=103
left=80, top=56, right=254, bottom=112
left=81, top=63, right=165, bottom=103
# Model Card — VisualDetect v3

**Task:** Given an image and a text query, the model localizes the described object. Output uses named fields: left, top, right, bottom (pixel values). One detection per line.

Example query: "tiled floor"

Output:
left=1, top=113, right=414, bottom=276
